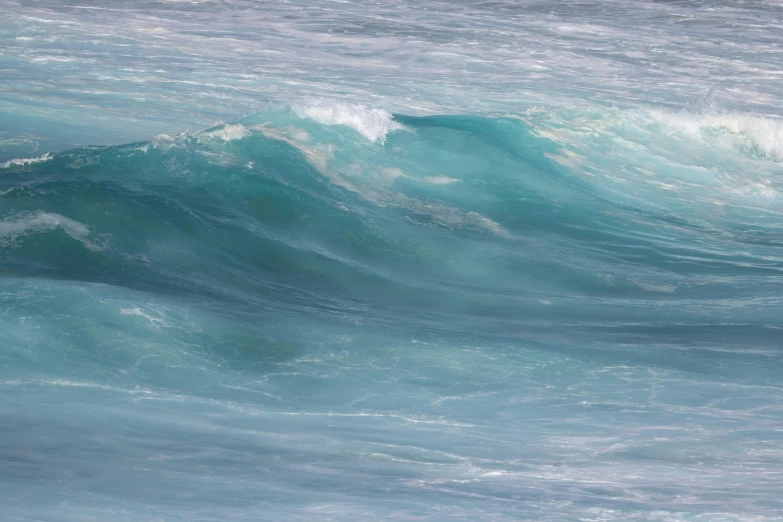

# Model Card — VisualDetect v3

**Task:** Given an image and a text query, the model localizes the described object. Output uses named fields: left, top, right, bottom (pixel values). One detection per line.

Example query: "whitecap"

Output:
left=204, top=124, right=250, bottom=142
left=293, top=101, right=404, bottom=144
left=1, top=153, right=53, bottom=169
left=648, top=109, right=783, bottom=161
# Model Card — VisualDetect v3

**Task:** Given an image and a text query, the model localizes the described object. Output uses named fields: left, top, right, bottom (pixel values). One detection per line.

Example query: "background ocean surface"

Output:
left=2, top=1, right=783, bottom=521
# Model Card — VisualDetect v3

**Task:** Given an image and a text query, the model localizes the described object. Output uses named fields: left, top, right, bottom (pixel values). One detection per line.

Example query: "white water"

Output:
left=2, top=0, right=783, bottom=155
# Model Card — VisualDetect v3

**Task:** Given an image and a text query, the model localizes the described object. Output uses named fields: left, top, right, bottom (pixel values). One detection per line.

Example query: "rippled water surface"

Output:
left=2, top=1, right=783, bottom=521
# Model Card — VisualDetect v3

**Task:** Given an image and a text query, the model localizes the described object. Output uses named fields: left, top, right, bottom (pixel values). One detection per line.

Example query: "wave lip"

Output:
left=1, top=152, right=54, bottom=169
left=293, top=101, right=404, bottom=144
left=648, top=110, right=783, bottom=161
left=204, top=124, right=250, bottom=142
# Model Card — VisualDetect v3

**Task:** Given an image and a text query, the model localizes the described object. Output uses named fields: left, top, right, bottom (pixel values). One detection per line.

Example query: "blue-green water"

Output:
left=2, top=1, right=783, bottom=520
left=3, top=106, right=783, bottom=520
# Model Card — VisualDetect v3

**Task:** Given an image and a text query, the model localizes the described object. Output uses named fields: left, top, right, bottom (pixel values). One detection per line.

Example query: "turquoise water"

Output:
left=2, top=2, right=783, bottom=521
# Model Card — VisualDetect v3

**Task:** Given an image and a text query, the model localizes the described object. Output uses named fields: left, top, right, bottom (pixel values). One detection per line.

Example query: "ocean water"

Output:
left=2, top=1, right=783, bottom=521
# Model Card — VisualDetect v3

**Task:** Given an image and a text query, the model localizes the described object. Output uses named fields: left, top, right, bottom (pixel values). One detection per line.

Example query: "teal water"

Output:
left=3, top=0, right=783, bottom=520
left=2, top=106, right=782, bottom=520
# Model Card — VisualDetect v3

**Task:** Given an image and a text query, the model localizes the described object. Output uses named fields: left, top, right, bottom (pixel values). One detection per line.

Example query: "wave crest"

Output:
left=204, top=124, right=250, bottom=142
left=293, top=101, right=404, bottom=144
left=1, top=153, right=53, bottom=169
left=648, top=110, right=783, bottom=162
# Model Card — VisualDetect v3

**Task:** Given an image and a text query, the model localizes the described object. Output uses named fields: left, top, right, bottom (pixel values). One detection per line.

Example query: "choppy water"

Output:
left=2, top=1, right=783, bottom=521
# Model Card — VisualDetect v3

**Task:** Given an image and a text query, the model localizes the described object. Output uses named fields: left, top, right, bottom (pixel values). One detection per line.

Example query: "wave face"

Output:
left=2, top=104, right=783, bottom=521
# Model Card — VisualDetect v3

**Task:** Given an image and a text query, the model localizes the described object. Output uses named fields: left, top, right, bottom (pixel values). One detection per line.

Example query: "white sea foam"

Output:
left=251, top=124, right=347, bottom=185
left=523, top=106, right=783, bottom=163
left=29, top=56, right=78, bottom=63
left=465, top=212, right=514, bottom=239
left=1, top=152, right=53, bottom=169
left=0, top=211, right=101, bottom=250
left=253, top=124, right=512, bottom=238
left=294, top=102, right=404, bottom=144
left=7, top=0, right=783, bottom=156
left=204, top=124, right=250, bottom=142
left=120, top=307, right=169, bottom=327
left=648, top=110, right=783, bottom=161
left=422, top=175, right=460, bottom=185
left=146, top=132, right=188, bottom=151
